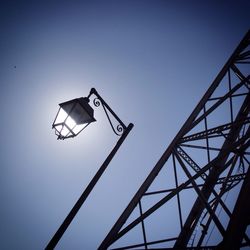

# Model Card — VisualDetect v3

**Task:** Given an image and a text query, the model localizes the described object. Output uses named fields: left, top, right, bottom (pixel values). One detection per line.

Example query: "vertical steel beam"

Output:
left=217, top=166, right=250, bottom=249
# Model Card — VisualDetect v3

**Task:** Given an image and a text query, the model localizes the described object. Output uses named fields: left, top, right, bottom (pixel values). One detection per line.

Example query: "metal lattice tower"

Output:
left=99, top=31, right=250, bottom=249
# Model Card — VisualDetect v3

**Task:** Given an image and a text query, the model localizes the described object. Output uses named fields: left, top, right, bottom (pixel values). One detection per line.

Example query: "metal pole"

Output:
left=45, top=123, right=133, bottom=249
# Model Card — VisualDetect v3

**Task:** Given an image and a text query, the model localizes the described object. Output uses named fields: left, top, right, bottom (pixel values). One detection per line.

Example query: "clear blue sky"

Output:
left=0, top=0, right=249, bottom=249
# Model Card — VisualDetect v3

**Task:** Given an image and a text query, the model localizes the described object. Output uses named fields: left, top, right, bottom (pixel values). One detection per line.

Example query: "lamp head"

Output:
left=52, top=97, right=96, bottom=139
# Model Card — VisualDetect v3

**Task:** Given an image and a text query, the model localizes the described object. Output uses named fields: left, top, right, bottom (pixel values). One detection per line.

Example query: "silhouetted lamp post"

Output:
left=46, top=88, right=133, bottom=249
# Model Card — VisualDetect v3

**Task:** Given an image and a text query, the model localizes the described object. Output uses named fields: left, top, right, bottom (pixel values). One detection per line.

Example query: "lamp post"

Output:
left=46, top=88, right=133, bottom=249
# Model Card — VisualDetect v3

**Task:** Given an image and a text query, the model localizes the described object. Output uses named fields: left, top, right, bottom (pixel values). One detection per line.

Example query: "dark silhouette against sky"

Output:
left=0, top=1, right=249, bottom=249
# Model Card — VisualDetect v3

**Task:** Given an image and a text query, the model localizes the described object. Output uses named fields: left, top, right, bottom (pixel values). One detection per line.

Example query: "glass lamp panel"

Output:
left=55, top=108, right=68, bottom=124
left=72, top=124, right=87, bottom=135
left=55, top=124, right=73, bottom=137
left=64, top=115, right=76, bottom=130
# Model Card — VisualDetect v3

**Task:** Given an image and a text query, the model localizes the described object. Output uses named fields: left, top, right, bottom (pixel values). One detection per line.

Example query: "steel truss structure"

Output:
left=99, top=31, right=250, bottom=249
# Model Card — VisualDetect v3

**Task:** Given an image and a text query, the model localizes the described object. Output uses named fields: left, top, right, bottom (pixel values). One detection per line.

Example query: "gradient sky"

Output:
left=0, top=1, right=249, bottom=249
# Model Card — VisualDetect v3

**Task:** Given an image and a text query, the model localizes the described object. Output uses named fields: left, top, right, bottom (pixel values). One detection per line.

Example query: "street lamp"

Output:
left=46, top=88, right=133, bottom=249
left=52, top=97, right=96, bottom=139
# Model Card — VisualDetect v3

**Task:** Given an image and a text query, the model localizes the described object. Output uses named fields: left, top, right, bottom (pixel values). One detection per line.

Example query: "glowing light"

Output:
left=56, top=108, right=68, bottom=123
left=55, top=125, right=72, bottom=137
left=53, top=108, right=87, bottom=137
left=65, top=114, right=76, bottom=130
left=52, top=97, right=96, bottom=139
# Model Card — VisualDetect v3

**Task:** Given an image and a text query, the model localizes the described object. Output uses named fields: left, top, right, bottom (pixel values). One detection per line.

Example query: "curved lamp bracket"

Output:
left=88, top=88, right=127, bottom=136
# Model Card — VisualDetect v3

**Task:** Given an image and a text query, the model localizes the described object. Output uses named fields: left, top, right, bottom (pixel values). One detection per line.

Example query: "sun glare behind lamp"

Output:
left=52, top=97, right=96, bottom=139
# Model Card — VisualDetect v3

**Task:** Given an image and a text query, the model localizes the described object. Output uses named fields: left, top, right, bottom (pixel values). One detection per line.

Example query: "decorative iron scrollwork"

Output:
left=93, top=97, right=101, bottom=107
left=92, top=97, right=124, bottom=136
